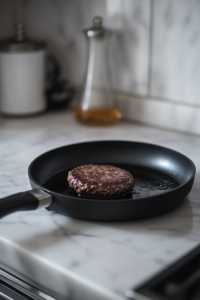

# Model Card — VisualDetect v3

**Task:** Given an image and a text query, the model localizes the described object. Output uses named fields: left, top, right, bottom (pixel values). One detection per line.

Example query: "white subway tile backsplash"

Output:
left=151, top=0, right=200, bottom=105
left=116, top=94, right=200, bottom=136
left=24, top=0, right=150, bottom=95
left=1, top=0, right=200, bottom=135
left=107, top=0, right=151, bottom=95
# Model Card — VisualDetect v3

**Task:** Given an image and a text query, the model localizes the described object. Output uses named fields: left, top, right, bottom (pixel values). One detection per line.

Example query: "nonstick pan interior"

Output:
left=42, top=164, right=179, bottom=200
left=28, top=141, right=195, bottom=221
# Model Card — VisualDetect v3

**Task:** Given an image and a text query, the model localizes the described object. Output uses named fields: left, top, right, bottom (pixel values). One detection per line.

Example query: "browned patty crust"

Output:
left=67, top=165, right=134, bottom=197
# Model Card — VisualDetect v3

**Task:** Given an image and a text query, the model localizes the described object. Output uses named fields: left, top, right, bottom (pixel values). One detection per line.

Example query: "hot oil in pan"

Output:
left=43, top=164, right=178, bottom=200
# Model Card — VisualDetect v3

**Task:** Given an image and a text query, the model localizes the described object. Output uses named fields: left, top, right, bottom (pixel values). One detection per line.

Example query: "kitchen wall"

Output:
left=1, top=0, right=200, bottom=135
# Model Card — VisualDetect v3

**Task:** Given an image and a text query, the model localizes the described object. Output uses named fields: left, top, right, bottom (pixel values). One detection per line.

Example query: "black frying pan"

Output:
left=0, top=141, right=196, bottom=221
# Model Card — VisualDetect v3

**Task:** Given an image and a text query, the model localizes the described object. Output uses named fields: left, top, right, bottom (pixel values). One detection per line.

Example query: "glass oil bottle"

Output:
left=75, top=17, right=121, bottom=125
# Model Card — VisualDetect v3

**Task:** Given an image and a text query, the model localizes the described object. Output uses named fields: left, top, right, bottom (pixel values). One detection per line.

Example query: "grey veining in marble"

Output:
left=151, top=0, right=200, bottom=105
left=23, top=0, right=150, bottom=96
left=0, top=110, right=200, bottom=300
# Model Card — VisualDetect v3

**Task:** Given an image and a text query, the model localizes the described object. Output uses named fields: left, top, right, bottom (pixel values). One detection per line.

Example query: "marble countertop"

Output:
left=0, top=110, right=200, bottom=300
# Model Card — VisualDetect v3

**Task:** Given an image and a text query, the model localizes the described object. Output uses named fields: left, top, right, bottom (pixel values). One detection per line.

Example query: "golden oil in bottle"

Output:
left=77, top=18, right=121, bottom=126
left=76, top=107, right=122, bottom=125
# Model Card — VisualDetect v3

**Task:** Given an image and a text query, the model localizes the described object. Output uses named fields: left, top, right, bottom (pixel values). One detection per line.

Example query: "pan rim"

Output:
left=28, top=140, right=196, bottom=203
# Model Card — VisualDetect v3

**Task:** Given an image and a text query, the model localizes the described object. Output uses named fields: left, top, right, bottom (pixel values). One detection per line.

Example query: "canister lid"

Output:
left=84, top=17, right=111, bottom=38
left=0, top=22, right=46, bottom=52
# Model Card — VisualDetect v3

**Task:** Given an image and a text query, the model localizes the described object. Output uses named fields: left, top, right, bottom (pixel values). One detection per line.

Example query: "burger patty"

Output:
left=67, top=165, right=134, bottom=197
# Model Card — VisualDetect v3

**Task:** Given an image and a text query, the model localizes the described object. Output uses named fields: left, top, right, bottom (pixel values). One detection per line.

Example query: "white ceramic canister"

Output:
left=0, top=23, right=46, bottom=116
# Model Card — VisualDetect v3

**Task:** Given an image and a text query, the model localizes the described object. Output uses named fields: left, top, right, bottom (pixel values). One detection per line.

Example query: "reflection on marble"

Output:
left=24, top=0, right=150, bottom=95
left=0, top=111, right=200, bottom=299
left=151, top=0, right=200, bottom=105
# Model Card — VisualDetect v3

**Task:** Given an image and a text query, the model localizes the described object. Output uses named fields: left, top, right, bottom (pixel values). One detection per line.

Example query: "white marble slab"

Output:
left=24, top=0, right=150, bottom=95
left=151, top=0, right=200, bottom=105
left=0, top=110, right=200, bottom=299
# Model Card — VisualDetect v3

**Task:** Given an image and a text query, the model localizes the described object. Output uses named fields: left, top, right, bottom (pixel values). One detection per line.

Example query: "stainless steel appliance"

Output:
left=127, top=244, right=200, bottom=300
left=0, top=269, right=55, bottom=300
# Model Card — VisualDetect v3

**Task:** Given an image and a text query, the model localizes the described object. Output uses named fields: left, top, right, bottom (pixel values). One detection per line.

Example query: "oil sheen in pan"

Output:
left=43, top=164, right=178, bottom=200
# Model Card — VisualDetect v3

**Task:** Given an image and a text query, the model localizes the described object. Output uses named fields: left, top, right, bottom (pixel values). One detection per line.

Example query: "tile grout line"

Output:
left=73, top=84, right=200, bottom=110
left=147, top=0, right=154, bottom=97
left=115, top=95, right=200, bottom=137
left=115, top=92, right=200, bottom=109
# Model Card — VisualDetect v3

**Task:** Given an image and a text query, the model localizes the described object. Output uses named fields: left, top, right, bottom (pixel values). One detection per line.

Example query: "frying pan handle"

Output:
left=0, top=189, right=52, bottom=218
